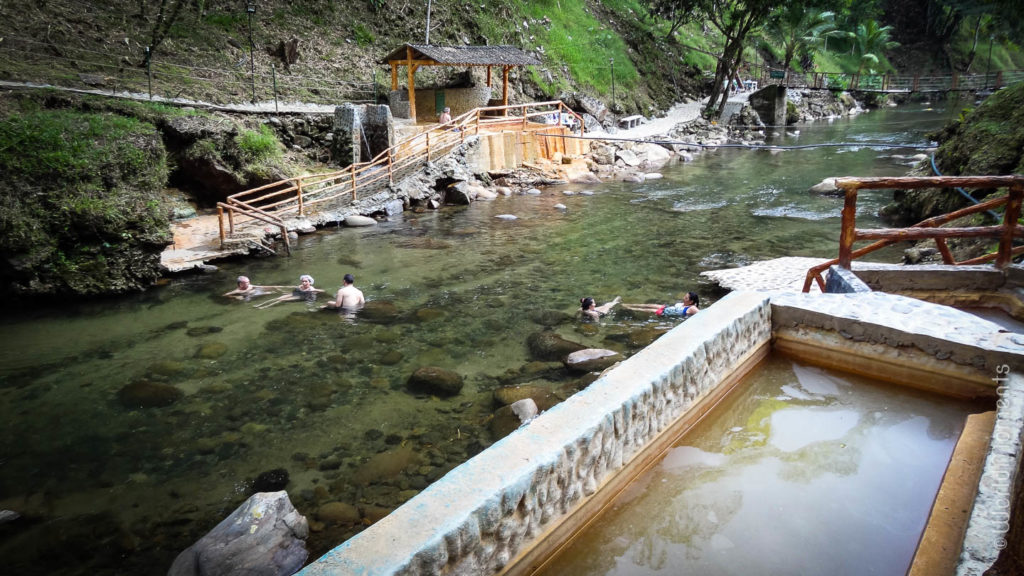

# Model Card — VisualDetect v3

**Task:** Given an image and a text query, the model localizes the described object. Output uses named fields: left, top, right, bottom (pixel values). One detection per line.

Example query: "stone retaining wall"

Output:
left=297, top=291, right=772, bottom=576
left=296, top=289, right=1024, bottom=576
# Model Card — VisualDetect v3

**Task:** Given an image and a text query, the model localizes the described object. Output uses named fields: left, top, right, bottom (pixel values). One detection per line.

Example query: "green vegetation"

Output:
left=235, top=124, right=282, bottom=165
left=0, top=107, right=170, bottom=297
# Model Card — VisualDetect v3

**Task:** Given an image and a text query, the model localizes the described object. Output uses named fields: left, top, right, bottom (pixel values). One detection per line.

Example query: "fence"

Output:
left=802, top=175, right=1024, bottom=293
left=744, top=63, right=1024, bottom=93
left=0, top=35, right=375, bottom=108
left=217, top=100, right=584, bottom=247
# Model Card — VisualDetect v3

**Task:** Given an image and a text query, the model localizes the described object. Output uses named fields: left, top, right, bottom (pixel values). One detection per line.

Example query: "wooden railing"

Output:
left=753, top=68, right=1023, bottom=93
left=802, top=175, right=1024, bottom=293
left=218, top=100, right=584, bottom=248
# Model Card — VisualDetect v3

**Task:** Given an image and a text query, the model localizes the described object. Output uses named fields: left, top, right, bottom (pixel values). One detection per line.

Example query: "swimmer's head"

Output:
left=300, top=274, right=314, bottom=284
left=344, top=273, right=355, bottom=285
left=685, top=292, right=699, bottom=306
left=580, top=297, right=595, bottom=310
left=237, top=276, right=250, bottom=287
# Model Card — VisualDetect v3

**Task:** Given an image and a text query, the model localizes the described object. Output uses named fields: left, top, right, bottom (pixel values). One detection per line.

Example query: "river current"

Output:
left=0, top=101, right=961, bottom=574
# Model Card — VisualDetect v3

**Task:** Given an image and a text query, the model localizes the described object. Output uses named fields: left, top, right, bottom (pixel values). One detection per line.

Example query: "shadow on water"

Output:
left=0, top=102, right=959, bottom=575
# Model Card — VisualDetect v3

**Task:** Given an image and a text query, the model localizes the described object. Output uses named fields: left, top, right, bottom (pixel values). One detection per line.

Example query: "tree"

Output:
left=649, top=0, right=784, bottom=117
left=850, top=20, right=899, bottom=74
left=762, top=7, right=837, bottom=71
left=138, top=0, right=192, bottom=68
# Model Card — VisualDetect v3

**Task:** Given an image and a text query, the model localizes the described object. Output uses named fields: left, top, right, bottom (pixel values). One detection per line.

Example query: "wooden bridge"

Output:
left=161, top=101, right=585, bottom=272
left=750, top=67, right=1023, bottom=94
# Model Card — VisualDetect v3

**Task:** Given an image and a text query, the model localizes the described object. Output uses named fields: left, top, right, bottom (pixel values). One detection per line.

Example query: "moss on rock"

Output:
left=0, top=105, right=171, bottom=298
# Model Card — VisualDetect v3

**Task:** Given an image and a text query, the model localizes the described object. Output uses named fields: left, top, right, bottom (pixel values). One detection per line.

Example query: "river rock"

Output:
left=526, top=331, right=587, bottom=361
left=616, top=149, right=641, bottom=167
left=495, top=214, right=518, bottom=220
left=316, top=501, right=361, bottom=524
left=252, top=468, right=290, bottom=493
left=352, top=444, right=420, bottom=484
left=510, top=398, right=539, bottom=423
left=621, top=173, right=644, bottom=183
left=196, top=341, right=228, bottom=359
left=809, top=177, right=841, bottom=196
left=359, top=300, right=400, bottom=321
left=571, top=172, right=602, bottom=184
left=493, top=383, right=561, bottom=410
left=168, top=491, right=308, bottom=576
left=636, top=143, right=672, bottom=169
left=407, top=366, right=464, bottom=396
left=148, top=360, right=186, bottom=378
left=344, top=215, right=376, bottom=227
left=529, top=309, right=573, bottom=327
left=118, top=380, right=183, bottom=408
left=564, top=348, right=623, bottom=373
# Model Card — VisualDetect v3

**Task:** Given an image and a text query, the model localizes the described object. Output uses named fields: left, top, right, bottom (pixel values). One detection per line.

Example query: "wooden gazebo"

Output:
left=381, top=44, right=541, bottom=122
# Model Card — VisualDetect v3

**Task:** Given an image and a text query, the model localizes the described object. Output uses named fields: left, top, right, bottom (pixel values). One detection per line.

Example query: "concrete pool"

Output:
left=296, top=275, right=1024, bottom=576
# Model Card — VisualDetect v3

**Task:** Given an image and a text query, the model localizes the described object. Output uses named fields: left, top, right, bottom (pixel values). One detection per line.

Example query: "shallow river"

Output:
left=0, top=101, right=960, bottom=574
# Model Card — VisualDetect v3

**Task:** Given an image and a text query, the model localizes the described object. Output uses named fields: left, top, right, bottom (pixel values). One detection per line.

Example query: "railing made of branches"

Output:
left=802, top=175, right=1024, bottom=293
left=218, top=100, right=584, bottom=247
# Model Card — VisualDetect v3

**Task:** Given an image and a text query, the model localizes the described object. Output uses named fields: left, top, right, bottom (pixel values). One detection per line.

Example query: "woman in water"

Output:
left=254, top=274, right=324, bottom=308
left=580, top=296, right=621, bottom=321
left=621, top=291, right=700, bottom=317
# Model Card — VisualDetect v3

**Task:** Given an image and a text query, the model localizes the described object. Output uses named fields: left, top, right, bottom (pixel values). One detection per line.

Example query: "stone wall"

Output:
left=294, top=288, right=1024, bottom=576
left=388, top=87, right=494, bottom=120
left=296, top=291, right=772, bottom=576
left=332, top=104, right=395, bottom=167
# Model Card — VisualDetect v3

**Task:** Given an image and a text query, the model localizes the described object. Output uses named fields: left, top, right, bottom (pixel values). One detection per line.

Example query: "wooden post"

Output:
left=407, top=46, right=416, bottom=123
left=486, top=65, right=492, bottom=87
left=995, top=71, right=1003, bottom=90
left=839, top=186, right=859, bottom=268
left=935, top=239, right=955, bottom=264
left=351, top=167, right=357, bottom=201
left=913, top=74, right=920, bottom=92
left=387, top=150, right=393, bottom=184
left=391, top=62, right=398, bottom=91
left=227, top=206, right=235, bottom=235
left=296, top=178, right=304, bottom=216
left=997, top=186, right=1023, bottom=268
left=475, top=109, right=481, bottom=135
left=951, top=72, right=960, bottom=90
left=502, top=66, right=510, bottom=113
left=218, top=205, right=226, bottom=246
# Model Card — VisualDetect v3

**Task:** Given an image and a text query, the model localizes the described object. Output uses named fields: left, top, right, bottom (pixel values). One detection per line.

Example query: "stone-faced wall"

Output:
left=748, top=84, right=788, bottom=127
left=332, top=104, right=394, bottom=167
left=296, top=292, right=772, bottom=576
left=388, top=87, right=494, bottom=120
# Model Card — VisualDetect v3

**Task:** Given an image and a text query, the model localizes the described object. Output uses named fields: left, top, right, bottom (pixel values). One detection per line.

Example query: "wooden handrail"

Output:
left=218, top=100, right=579, bottom=250
left=802, top=175, right=1024, bottom=292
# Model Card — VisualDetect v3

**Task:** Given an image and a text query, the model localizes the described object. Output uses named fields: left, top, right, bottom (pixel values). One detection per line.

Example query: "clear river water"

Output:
left=0, top=101, right=962, bottom=574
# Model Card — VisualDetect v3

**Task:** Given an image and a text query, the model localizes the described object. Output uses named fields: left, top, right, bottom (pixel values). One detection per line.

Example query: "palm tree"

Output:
left=762, top=8, right=836, bottom=71
left=851, top=20, right=900, bottom=75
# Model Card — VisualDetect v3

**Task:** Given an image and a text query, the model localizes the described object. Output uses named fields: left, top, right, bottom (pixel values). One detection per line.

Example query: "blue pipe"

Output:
left=930, top=153, right=1002, bottom=221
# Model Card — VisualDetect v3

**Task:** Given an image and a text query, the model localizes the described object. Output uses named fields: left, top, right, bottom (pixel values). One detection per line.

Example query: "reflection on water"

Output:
left=0, top=103, right=959, bottom=574
left=537, top=356, right=981, bottom=576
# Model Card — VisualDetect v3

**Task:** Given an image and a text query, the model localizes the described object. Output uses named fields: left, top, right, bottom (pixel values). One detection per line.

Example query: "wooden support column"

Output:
left=839, top=186, right=859, bottom=269
left=502, top=65, right=510, bottom=106
left=407, top=46, right=416, bottom=123
left=997, top=186, right=1023, bottom=269
left=391, top=62, right=398, bottom=91
left=486, top=65, right=492, bottom=87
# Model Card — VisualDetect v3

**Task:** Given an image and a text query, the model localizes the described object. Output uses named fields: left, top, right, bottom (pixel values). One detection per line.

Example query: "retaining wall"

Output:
left=297, top=290, right=1024, bottom=576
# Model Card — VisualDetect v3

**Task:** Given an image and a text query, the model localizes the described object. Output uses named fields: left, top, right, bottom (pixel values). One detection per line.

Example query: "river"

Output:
left=0, top=100, right=960, bottom=574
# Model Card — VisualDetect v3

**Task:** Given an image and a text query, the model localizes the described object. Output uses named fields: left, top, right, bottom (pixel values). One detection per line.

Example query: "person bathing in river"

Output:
left=223, top=276, right=287, bottom=300
left=254, top=274, right=324, bottom=308
left=621, top=291, right=700, bottom=317
left=322, top=273, right=365, bottom=311
left=580, top=295, right=621, bottom=321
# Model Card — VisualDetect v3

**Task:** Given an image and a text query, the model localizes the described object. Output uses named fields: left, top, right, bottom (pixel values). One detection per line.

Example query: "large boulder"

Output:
left=407, top=366, right=464, bottom=396
left=526, top=331, right=587, bottom=361
left=168, top=491, right=308, bottom=576
left=564, top=348, right=623, bottom=373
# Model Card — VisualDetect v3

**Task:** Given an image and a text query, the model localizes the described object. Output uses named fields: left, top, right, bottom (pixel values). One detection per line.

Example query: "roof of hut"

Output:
left=381, top=44, right=541, bottom=66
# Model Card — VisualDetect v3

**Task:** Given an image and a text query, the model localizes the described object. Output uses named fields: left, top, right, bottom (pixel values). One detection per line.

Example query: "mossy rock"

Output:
left=526, top=331, right=587, bottom=361
left=407, top=366, right=464, bottom=397
left=118, top=380, right=183, bottom=408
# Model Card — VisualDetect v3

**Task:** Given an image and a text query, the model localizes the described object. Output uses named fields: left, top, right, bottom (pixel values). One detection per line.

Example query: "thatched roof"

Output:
left=381, top=44, right=541, bottom=66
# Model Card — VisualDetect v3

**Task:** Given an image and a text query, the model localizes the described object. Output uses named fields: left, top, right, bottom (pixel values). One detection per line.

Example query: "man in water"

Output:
left=323, top=273, right=365, bottom=311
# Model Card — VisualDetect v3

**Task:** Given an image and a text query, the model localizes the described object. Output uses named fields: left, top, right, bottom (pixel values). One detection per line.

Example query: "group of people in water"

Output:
left=580, top=292, right=700, bottom=321
left=226, top=272, right=699, bottom=322
left=224, top=273, right=364, bottom=311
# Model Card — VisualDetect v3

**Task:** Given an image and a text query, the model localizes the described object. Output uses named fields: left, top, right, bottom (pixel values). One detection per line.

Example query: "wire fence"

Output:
left=0, top=35, right=377, bottom=110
